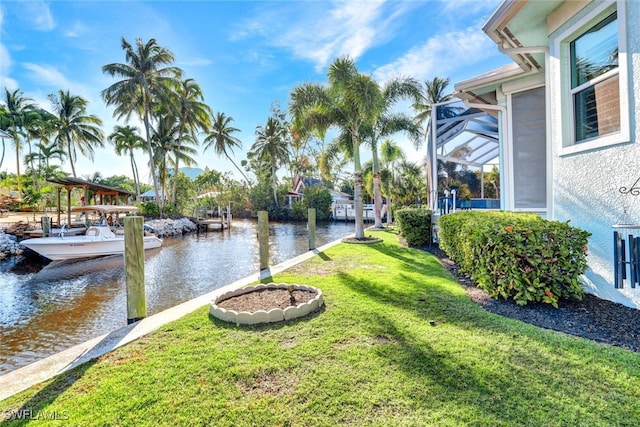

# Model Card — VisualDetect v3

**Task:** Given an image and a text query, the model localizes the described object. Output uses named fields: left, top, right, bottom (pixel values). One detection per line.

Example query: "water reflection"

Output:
left=0, top=219, right=352, bottom=374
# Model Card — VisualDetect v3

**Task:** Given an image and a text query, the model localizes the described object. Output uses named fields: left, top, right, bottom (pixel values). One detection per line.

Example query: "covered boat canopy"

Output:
left=47, top=177, right=136, bottom=226
left=72, top=205, right=139, bottom=214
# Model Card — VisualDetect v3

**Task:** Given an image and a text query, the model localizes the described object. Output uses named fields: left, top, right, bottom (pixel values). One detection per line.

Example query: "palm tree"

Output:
left=380, top=139, right=405, bottom=224
left=252, top=115, right=290, bottom=206
left=168, top=78, right=211, bottom=203
left=413, top=77, right=455, bottom=209
left=2, top=88, right=36, bottom=198
left=152, top=115, right=198, bottom=206
left=413, top=76, right=453, bottom=130
left=290, top=57, right=382, bottom=239
left=25, top=108, right=61, bottom=187
left=395, top=160, right=425, bottom=206
left=48, top=90, right=104, bottom=177
left=24, top=140, right=65, bottom=181
left=0, top=105, right=9, bottom=169
left=204, top=112, right=251, bottom=186
left=101, top=37, right=182, bottom=210
left=361, top=76, right=421, bottom=228
left=109, top=125, right=146, bottom=198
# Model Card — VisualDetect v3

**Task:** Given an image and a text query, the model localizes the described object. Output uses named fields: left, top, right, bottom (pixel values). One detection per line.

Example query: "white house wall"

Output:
left=548, top=0, right=640, bottom=308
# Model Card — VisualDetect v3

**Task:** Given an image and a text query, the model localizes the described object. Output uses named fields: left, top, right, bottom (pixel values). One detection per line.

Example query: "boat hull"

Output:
left=22, top=235, right=163, bottom=260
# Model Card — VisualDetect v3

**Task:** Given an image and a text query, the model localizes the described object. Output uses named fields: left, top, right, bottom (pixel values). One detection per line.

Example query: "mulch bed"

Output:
left=425, top=245, right=640, bottom=352
left=216, top=288, right=317, bottom=312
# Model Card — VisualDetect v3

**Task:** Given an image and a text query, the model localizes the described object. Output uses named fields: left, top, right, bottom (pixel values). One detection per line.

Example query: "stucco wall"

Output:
left=548, top=0, right=640, bottom=308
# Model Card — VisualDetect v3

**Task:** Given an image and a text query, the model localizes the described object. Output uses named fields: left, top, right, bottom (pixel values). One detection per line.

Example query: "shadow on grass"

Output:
left=315, top=251, right=331, bottom=261
left=3, top=361, right=95, bottom=425
left=366, top=238, right=449, bottom=277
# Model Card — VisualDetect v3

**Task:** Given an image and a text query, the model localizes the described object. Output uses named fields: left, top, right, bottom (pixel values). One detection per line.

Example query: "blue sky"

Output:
left=1, top=0, right=510, bottom=183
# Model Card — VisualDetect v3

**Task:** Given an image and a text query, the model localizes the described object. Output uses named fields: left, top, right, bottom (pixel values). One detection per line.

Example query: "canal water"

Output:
left=0, top=219, right=353, bottom=374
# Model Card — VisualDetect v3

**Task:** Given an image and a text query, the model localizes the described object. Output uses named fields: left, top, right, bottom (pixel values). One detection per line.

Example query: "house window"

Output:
left=570, top=12, right=619, bottom=143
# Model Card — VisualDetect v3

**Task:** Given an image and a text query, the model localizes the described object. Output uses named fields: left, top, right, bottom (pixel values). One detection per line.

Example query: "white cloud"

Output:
left=22, top=1, right=55, bottom=31
left=441, top=0, right=502, bottom=17
left=372, top=26, right=496, bottom=84
left=277, top=0, right=387, bottom=71
left=0, top=44, right=18, bottom=91
left=177, top=58, right=213, bottom=67
left=235, top=0, right=417, bottom=72
left=21, top=62, right=95, bottom=101
left=23, top=63, right=72, bottom=88
left=64, top=21, right=89, bottom=38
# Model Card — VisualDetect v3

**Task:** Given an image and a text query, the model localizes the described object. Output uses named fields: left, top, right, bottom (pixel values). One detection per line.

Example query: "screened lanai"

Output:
left=426, top=99, right=501, bottom=211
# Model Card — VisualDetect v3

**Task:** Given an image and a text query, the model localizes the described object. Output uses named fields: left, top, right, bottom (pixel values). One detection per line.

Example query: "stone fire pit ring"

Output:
left=210, top=283, right=324, bottom=325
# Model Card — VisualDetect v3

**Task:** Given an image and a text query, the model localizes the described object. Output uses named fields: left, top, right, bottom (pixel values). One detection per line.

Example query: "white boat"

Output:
left=21, top=205, right=163, bottom=261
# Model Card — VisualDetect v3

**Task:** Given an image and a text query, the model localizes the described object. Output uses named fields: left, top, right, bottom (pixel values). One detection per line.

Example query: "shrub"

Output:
left=302, top=187, right=332, bottom=220
left=396, top=208, right=432, bottom=247
left=439, top=211, right=590, bottom=307
left=289, top=200, right=307, bottom=221
left=139, top=202, right=160, bottom=218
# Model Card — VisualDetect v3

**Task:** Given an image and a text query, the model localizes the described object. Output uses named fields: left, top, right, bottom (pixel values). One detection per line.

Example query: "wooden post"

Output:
left=258, top=211, right=269, bottom=270
left=308, top=208, right=316, bottom=250
left=56, top=188, right=62, bottom=226
left=125, top=216, right=146, bottom=324
left=66, top=188, right=72, bottom=226
left=42, top=215, right=50, bottom=237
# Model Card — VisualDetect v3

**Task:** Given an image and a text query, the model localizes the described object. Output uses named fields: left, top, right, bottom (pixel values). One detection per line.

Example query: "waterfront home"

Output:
left=432, top=0, right=640, bottom=308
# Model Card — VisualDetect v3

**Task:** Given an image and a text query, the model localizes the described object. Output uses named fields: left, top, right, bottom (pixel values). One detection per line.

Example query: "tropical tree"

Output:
left=48, top=90, right=104, bottom=177
left=109, top=125, right=146, bottom=198
left=412, top=76, right=454, bottom=209
left=2, top=88, right=36, bottom=197
left=27, top=109, right=58, bottom=166
left=151, top=115, right=198, bottom=207
left=168, top=78, right=211, bottom=203
left=24, top=141, right=65, bottom=180
left=380, top=139, right=405, bottom=224
left=101, top=37, right=182, bottom=210
left=395, top=160, right=426, bottom=206
left=252, top=115, right=290, bottom=206
left=203, top=112, right=251, bottom=186
left=412, top=76, right=453, bottom=129
left=290, top=56, right=381, bottom=239
left=483, top=165, right=500, bottom=199
left=362, top=76, right=421, bottom=228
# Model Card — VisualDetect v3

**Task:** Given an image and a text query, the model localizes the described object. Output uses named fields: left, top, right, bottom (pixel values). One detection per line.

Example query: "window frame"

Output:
left=557, top=1, right=629, bottom=156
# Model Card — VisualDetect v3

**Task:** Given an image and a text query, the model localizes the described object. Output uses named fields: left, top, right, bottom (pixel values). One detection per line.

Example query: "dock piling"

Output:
left=125, top=216, right=147, bottom=324
left=308, top=208, right=316, bottom=250
left=258, top=211, right=269, bottom=270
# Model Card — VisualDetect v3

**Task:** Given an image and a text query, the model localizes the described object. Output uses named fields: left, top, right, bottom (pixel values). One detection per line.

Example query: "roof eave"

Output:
left=454, top=63, right=527, bottom=101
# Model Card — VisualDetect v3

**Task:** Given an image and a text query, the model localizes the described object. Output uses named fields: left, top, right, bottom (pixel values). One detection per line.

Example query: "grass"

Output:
left=2, top=229, right=640, bottom=426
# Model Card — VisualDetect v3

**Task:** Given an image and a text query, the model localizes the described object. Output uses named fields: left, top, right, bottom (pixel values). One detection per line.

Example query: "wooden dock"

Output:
left=194, top=205, right=232, bottom=232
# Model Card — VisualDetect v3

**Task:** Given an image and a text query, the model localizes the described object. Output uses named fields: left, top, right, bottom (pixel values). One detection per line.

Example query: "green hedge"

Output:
left=396, top=208, right=432, bottom=247
left=438, top=211, right=591, bottom=307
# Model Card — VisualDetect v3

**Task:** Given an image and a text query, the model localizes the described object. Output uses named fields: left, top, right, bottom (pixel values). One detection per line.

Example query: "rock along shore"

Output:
left=0, top=232, right=23, bottom=259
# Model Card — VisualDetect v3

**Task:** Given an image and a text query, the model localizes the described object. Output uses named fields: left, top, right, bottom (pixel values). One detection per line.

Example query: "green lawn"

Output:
left=2, top=229, right=640, bottom=426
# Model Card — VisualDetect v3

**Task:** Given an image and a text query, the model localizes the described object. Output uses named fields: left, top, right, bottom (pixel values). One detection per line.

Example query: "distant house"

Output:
left=287, top=177, right=322, bottom=206
left=287, top=177, right=367, bottom=220
left=433, top=0, right=640, bottom=308
left=140, top=189, right=165, bottom=203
